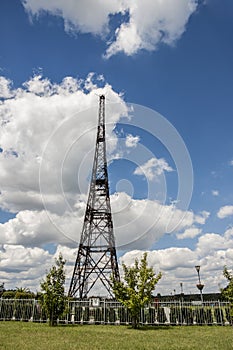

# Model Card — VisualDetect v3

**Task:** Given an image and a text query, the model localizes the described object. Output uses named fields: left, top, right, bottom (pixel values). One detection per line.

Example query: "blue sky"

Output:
left=0, top=0, right=233, bottom=295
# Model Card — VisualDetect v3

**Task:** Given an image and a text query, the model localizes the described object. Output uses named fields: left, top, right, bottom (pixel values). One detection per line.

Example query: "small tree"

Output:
left=112, top=252, right=162, bottom=328
left=40, top=253, right=66, bottom=326
left=0, top=282, right=5, bottom=295
left=222, top=266, right=233, bottom=322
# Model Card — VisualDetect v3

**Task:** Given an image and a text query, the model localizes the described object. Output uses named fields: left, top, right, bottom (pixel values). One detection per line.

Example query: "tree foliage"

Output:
left=1, top=290, right=16, bottom=299
left=0, top=282, right=5, bottom=295
left=222, top=266, right=233, bottom=302
left=15, top=287, right=35, bottom=299
left=222, top=266, right=233, bottom=321
left=111, top=252, right=162, bottom=328
left=40, top=253, right=66, bottom=326
left=1, top=287, right=35, bottom=299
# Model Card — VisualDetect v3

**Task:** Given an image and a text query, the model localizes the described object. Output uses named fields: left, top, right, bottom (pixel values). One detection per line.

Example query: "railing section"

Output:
left=0, top=299, right=231, bottom=326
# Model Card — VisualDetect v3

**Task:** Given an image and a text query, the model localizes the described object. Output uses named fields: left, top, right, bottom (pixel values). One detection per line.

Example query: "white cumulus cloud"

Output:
left=176, top=226, right=202, bottom=240
left=105, top=0, right=198, bottom=58
left=217, top=205, right=233, bottom=219
left=0, top=73, right=127, bottom=214
left=22, top=0, right=199, bottom=57
left=134, top=157, right=173, bottom=181
left=22, top=0, right=122, bottom=35
left=212, top=190, right=219, bottom=196
left=0, top=77, right=14, bottom=98
left=110, top=192, right=209, bottom=249
left=125, top=134, right=140, bottom=148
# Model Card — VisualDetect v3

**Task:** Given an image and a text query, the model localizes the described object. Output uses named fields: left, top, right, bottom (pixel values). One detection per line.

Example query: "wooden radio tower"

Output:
left=68, top=95, right=120, bottom=298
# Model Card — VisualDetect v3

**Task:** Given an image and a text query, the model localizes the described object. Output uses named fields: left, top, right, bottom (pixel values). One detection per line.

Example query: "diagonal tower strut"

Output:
left=69, top=95, right=120, bottom=299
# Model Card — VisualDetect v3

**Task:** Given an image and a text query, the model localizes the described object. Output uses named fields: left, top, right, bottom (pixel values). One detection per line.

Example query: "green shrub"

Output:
left=15, top=291, right=35, bottom=299
left=1, top=291, right=16, bottom=299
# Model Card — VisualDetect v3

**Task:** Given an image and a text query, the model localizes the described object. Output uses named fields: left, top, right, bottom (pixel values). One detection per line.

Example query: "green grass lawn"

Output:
left=0, top=322, right=232, bottom=350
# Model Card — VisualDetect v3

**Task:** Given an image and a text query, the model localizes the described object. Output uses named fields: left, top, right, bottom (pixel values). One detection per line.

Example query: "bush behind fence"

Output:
left=0, top=299, right=232, bottom=326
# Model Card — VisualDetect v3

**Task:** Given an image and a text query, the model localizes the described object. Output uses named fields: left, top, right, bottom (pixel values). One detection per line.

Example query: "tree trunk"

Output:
left=131, top=315, right=139, bottom=329
left=49, top=310, right=57, bottom=326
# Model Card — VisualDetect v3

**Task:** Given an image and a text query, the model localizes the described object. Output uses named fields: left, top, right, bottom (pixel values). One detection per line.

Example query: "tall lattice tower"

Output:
left=69, top=95, right=120, bottom=299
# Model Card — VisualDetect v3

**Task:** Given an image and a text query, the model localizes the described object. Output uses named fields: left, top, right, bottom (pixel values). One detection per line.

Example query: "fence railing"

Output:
left=0, top=298, right=231, bottom=326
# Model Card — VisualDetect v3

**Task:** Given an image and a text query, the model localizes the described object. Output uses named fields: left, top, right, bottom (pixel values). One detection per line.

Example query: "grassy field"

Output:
left=0, top=322, right=232, bottom=350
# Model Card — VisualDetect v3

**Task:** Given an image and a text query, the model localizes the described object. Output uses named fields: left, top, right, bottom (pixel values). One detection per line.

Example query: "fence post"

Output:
left=103, top=299, right=106, bottom=324
left=30, top=299, right=36, bottom=322
left=179, top=300, right=182, bottom=325
left=71, top=301, right=75, bottom=324
left=218, top=300, right=223, bottom=326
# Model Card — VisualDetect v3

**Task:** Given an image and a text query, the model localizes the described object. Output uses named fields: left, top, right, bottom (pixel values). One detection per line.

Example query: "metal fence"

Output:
left=0, top=298, right=232, bottom=326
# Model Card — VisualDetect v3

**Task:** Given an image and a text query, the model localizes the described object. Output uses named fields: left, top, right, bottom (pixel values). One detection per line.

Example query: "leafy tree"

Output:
left=40, top=253, right=67, bottom=326
left=111, top=252, right=162, bottom=328
left=221, top=266, right=233, bottom=322
left=0, top=282, right=5, bottom=296
left=222, top=266, right=233, bottom=302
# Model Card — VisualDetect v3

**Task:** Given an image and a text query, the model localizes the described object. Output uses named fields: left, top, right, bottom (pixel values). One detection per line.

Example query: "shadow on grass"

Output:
left=53, top=323, right=174, bottom=331
left=126, top=325, right=174, bottom=331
